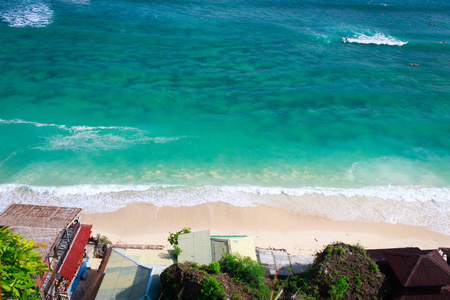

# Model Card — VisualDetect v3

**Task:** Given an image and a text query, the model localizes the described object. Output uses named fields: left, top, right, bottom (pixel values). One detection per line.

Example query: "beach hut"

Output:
left=0, top=204, right=92, bottom=299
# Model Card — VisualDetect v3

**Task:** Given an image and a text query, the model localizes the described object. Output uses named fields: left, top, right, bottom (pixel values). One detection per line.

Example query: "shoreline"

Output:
left=81, top=202, right=450, bottom=255
left=2, top=184, right=449, bottom=236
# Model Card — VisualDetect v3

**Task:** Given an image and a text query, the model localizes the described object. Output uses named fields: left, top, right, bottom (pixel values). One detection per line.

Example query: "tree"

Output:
left=168, top=227, right=191, bottom=258
left=167, top=227, right=191, bottom=247
left=0, top=226, right=50, bottom=300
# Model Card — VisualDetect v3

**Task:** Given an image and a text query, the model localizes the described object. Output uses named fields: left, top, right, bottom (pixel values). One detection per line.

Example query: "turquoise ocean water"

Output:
left=0, top=0, right=449, bottom=233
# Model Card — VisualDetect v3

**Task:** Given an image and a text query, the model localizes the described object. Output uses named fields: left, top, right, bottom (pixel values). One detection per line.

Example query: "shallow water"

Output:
left=0, top=0, right=449, bottom=233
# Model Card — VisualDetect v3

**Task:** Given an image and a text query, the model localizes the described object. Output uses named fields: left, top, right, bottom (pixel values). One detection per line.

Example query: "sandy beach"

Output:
left=81, top=202, right=450, bottom=255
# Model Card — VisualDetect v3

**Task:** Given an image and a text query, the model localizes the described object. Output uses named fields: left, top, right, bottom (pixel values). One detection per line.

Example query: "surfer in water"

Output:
left=343, top=36, right=348, bottom=43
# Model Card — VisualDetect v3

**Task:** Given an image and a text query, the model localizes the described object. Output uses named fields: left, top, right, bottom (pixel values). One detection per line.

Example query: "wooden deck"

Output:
left=113, top=244, right=165, bottom=250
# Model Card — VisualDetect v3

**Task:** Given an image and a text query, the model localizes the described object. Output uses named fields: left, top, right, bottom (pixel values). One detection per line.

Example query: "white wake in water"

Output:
left=0, top=118, right=185, bottom=150
left=346, top=33, right=407, bottom=46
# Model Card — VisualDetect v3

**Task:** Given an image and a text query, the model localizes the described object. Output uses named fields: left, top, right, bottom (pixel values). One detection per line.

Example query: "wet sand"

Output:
left=81, top=202, right=450, bottom=255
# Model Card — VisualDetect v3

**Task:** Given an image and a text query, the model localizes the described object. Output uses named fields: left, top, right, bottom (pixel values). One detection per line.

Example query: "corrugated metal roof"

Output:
left=0, top=204, right=81, bottom=229
left=385, top=250, right=450, bottom=287
left=178, top=230, right=212, bottom=265
left=59, top=224, right=92, bottom=280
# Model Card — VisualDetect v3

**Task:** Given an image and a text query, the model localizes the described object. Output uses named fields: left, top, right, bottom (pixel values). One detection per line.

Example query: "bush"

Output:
left=329, top=276, right=349, bottom=300
left=173, top=245, right=182, bottom=256
left=370, top=262, right=379, bottom=273
left=252, top=282, right=271, bottom=300
left=0, top=226, right=50, bottom=299
left=219, top=253, right=266, bottom=289
left=287, top=275, right=311, bottom=294
left=209, top=261, right=221, bottom=274
left=201, top=276, right=226, bottom=299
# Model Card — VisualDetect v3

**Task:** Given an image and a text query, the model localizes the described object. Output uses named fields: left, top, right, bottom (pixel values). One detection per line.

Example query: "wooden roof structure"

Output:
left=0, top=204, right=82, bottom=259
left=113, top=244, right=165, bottom=250
left=384, top=250, right=450, bottom=288
left=10, top=226, right=62, bottom=260
left=0, top=204, right=81, bottom=229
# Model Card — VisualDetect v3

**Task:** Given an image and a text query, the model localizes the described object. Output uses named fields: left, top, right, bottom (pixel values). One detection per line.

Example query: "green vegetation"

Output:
left=168, top=227, right=191, bottom=247
left=173, top=245, right=182, bottom=257
left=328, top=276, right=349, bottom=300
left=160, top=253, right=272, bottom=300
left=201, top=276, right=226, bottom=299
left=100, top=235, right=112, bottom=245
left=160, top=241, right=388, bottom=300
left=208, top=261, right=221, bottom=274
left=0, top=226, right=50, bottom=300
left=219, top=252, right=266, bottom=289
left=167, top=227, right=191, bottom=260
left=285, top=242, right=387, bottom=299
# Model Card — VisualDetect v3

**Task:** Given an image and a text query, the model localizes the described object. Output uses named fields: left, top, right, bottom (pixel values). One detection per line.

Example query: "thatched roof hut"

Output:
left=0, top=204, right=82, bottom=259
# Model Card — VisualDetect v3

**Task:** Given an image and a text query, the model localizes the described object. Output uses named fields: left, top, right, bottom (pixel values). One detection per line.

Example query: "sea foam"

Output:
left=346, top=33, right=407, bottom=46
left=0, top=1, right=53, bottom=28
left=0, top=184, right=448, bottom=235
left=0, top=118, right=185, bottom=150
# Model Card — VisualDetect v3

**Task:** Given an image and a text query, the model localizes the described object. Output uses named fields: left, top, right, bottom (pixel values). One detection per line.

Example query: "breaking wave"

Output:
left=0, top=184, right=448, bottom=235
left=345, top=33, right=407, bottom=46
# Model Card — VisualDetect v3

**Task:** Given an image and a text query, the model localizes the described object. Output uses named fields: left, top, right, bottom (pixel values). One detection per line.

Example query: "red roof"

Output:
left=59, top=224, right=92, bottom=280
left=384, top=250, right=450, bottom=287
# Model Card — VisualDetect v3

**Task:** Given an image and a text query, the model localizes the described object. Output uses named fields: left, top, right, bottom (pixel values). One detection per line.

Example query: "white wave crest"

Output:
left=346, top=33, right=407, bottom=46
left=0, top=184, right=448, bottom=235
left=223, top=185, right=449, bottom=203
left=1, top=1, right=53, bottom=28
